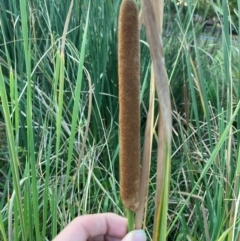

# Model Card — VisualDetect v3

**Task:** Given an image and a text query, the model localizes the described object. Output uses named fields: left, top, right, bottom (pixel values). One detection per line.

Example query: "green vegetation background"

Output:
left=0, top=0, right=240, bottom=240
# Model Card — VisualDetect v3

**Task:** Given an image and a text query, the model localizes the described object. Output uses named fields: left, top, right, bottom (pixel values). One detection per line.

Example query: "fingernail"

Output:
left=133, top=230, right=146, bottom=241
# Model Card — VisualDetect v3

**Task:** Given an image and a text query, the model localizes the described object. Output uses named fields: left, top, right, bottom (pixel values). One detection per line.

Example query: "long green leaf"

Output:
left=0, top=66, right=26, bottom=239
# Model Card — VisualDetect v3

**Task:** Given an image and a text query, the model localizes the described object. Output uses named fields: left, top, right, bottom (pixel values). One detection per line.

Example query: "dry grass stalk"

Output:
left=140, top=0, right=172, bottom=239
left=118, top=0, right=140, bottom=213
left=140, top=0, right=171, bottom=140
left=135, top=65, right=155, bottom=229
left=151, top=0, right=164, bottom=34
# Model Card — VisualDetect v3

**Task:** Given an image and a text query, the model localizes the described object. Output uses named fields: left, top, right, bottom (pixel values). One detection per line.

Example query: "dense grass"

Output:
left=0, top=0, right=240, bottom=240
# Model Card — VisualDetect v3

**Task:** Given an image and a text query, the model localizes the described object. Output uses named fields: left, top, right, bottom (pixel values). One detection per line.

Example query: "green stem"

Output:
left=127, top=209, right=135, bottom=232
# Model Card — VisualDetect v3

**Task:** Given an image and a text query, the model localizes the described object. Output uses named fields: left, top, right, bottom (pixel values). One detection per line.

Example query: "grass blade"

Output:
left=0, top=66, right=26, bottom=239
left=135, top=64, right=155, bottom=229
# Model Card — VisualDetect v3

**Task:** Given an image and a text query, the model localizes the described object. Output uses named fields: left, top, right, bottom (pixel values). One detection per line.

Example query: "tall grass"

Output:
left=165, top=0, right=240, bottom=240
left=0, top=0, right=240, bottom=240
left=0, top=0, right=123, bottom=240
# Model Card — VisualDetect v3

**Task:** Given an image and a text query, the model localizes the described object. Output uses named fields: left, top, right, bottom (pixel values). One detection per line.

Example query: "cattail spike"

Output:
left=118, top=0, right=140, bottom=213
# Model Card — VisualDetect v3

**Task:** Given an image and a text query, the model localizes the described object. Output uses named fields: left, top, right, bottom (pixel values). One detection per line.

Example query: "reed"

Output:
left=118, top=0, right=140, bottom=231
left=140, top=0, right=172, bottom=239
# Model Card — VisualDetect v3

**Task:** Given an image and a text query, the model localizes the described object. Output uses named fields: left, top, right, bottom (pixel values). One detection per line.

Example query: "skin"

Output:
left=52, top=213, right=127, bottom=241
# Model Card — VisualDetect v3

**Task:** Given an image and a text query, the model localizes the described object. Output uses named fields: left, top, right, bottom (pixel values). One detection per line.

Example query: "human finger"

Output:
left=122, top=230, right=146, bottom=241
left=52, top=213, right=127, bottom=241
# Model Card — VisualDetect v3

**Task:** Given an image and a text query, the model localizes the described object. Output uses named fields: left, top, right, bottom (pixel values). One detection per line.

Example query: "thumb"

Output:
left=122, top=230, right=146, bottom=241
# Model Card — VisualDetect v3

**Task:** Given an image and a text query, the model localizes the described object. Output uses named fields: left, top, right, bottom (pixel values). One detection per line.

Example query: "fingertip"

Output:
left=122, top=230, right=146, bottom=241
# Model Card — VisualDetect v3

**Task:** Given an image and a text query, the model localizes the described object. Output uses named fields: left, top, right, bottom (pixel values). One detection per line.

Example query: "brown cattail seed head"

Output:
left=118, top=0, right=140, bottom=212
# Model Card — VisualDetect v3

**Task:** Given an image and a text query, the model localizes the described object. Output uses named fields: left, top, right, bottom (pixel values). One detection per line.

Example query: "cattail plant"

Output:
left=118, top=0, right=172, bottom=238
left=118, top=0, right=140, bottom=231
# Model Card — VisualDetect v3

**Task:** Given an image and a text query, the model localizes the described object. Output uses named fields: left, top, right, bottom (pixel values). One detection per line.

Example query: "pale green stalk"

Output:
left=42, top=129, right=52, bottom=239
left=52, top=52, right=65, bottom=237
left=0, top=210, right=7, bottom=241
left=127, top=209, right=135, bottom=232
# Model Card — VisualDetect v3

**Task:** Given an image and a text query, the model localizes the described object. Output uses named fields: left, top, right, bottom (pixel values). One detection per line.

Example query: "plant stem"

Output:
left=127, top=209, right=135, bottom=232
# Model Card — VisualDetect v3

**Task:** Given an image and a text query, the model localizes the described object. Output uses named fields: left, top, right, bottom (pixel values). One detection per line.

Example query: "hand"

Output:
left=52, top=213, right=146, bottom=241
